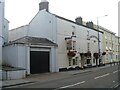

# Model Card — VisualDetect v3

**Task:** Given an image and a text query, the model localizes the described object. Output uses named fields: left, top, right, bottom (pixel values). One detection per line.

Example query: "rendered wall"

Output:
left=57, top=18, right=103, bottom=68
left=3, top=44, right=28, bottom=69
left=29, top=10, right=57, bottom=43
left=9, top=25, right=29, bottom=41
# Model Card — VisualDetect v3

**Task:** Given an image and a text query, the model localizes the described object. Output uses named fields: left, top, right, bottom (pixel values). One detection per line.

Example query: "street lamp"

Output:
left=97, top=15, right=108, bottom=66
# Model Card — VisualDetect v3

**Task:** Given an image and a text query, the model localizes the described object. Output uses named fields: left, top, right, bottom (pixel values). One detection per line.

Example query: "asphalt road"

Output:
left=4, top=64, right=120, bottom=89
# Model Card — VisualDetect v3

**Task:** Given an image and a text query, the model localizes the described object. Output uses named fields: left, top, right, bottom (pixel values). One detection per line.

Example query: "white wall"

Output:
left=3, top=44, right=28, bottom=69
left=9, top=25, right=29, bottom=41
left=3, top=44, right=59, bottom=74
left=57, top=18, right=103, bottom=68
left=29, top=10, right=57, bottom=43
left=0, top=0, right=4, bottom=65
left=9, top=10, right=57, bottom=44
left=2, top=19, right=9, bottom=43
left=7, top=10, right=59, bottom=73
left=50, top=47, right=59, bottom=72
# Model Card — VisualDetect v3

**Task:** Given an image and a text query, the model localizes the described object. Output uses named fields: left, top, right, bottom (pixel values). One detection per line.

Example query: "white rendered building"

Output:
left=4, top=0, right=104, bottom=74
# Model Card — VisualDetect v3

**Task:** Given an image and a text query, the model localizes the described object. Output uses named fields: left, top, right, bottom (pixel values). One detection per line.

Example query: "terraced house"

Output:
left=96, top=26, right=120, bottom=64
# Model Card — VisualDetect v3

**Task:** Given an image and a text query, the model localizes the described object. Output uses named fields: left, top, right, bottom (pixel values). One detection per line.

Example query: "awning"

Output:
left=106, top=47, right=108, bottom=51
left=109, top=47, right=112, bottom=51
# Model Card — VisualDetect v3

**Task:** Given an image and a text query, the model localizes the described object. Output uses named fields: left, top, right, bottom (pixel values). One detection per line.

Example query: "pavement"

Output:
left=1, top=63, right=118, bottom=89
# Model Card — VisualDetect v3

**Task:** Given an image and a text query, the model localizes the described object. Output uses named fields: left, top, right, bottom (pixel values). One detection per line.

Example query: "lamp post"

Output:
left=97, top=15, right=108, bottom=66
left=118, top=37, right=120, bottom=63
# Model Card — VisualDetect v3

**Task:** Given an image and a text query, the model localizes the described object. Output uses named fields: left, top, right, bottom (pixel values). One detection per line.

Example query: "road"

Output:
left=3, top=64, right=120, bottom=89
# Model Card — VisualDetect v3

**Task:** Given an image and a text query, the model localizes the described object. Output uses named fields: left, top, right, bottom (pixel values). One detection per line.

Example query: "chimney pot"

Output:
left=39, top=0, right=49, bottom=12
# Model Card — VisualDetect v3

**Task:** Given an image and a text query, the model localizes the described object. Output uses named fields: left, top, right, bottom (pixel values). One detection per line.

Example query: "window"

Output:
left=106, top=54, right=108, bottom=61
left=72, top=32, right=75, bottom=36
left=73, top=41, right=76, bottom=50
left=87, top=31, right=89, bottom=37
left=106, top=41, right=107, bottom=45
left=73, top=59, right=77, bottom=65
left=87, top=43, right=90, bottom=51
left=87, top=31, right=90, bottom=40
left=116, top=55, right=118, bottom=60
left=66, top=40, right=72, bottom=50
left=72, top=26, right=76, bottom=36
left=69, top=58, right=72, bottom=66
left=93, top=58, right=95, bottom=63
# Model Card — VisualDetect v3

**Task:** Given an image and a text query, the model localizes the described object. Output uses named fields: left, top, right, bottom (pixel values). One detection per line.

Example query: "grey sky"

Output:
left=5, top=0, right=119, bottom=35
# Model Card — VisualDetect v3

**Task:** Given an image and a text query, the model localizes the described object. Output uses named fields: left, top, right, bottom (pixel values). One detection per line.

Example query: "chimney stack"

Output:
left=39, top=0, right=49, bottom=12
left=75, top=17, right=83, bottom=25
left=86, top=21, right=94, bottom=29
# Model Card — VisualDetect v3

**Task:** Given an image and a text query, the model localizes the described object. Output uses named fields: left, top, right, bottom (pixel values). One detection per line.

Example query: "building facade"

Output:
left=4, top=9, right=59, bottom=74
left=98, top=26, right=120, bottom=63
left=114, top=36, right=119, bottom=62
left=56, top=17, right=104, bottom=70
left=3, top=0, right=119, bottom=75
left=6, top=0, right=105, bottom=74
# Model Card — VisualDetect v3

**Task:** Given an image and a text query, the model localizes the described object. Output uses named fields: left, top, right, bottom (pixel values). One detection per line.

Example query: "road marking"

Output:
left=113, top=70, right=120, bottom=74
left=111, top=83, right=120, bottom=88
left=55, top=81, right=85, bottom=90
left=113, top=70, right=118, bottom=74
left=100, top=67, right=106, bottom=69
left=94, top=73, right=110, bottom=79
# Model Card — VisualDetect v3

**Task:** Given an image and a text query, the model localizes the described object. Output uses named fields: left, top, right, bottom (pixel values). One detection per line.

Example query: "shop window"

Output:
left=93, top=58, right=95, bottom=63
left=73, top=59, right=77, bottom=65
left=87, top=59, right=90, bottom=64
left=116, top=55, right=118, bottom=60
left=106, top=54, right=108, bottom=61
left=69, top=58, right=72, bottom=66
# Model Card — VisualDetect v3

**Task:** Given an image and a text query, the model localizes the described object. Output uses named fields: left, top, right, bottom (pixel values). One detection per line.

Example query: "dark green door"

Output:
left=30, top=51, right=50, bottom=74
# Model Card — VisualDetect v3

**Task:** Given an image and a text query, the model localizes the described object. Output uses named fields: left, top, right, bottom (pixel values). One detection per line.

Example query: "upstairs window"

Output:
left=72, top=41, right=76, bottom=50
left=72, top=26, right=76, bottom=36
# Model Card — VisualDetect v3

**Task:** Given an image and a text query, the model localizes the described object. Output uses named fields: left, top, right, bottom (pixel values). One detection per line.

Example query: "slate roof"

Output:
left=52, top=13, right=104, bottom=33
left=5, top=36, right=58, bottom=47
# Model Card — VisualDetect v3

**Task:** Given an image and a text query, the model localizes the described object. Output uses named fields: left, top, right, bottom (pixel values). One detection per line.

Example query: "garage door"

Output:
left=30, top=51, right=50, bottom=74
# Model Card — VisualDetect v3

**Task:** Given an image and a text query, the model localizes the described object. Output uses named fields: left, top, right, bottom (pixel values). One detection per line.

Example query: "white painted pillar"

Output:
left=50, top=47, right=59, bottom=72
left=0, top=0, right=4, bottom=65
left=26, top=46, right=30, bottom=75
